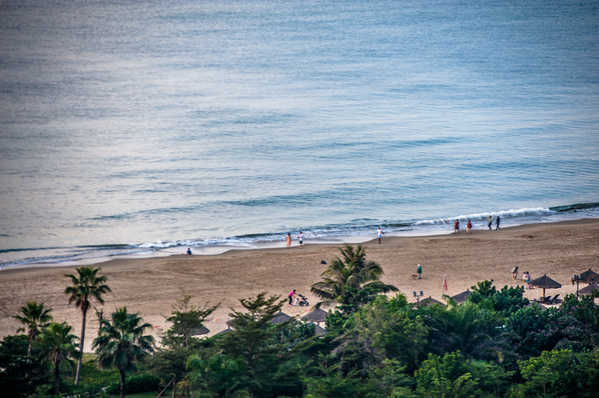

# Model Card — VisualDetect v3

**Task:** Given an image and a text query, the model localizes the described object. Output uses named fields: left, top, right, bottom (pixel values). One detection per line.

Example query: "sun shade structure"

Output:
left=313, top=324, right=327, bottom=336
left=418, top=296, right=445, bottom=307
left=190, top=326, right=210, bottom=335
left=450, top=290, right=471, bottom=304
left=214, top=327, right=234, bottom=337
left=270, top=311, right=295, bottom=325
left=529, top=274, right=562, bottom=301
left=301, top=307, right=328, bottom=324
left=579, top=283, right=599, bottom=295
left=578, top=269, right=599, bottom=284
left=573, top=269, right=599, bottom=296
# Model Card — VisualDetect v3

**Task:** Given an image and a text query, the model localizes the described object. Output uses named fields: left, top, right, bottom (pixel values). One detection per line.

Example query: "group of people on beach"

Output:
left=453, top=216, right=500, bottom=234
left=286, top=232, right=304, bottom=248
left=512, top=267, right=533, bottom=288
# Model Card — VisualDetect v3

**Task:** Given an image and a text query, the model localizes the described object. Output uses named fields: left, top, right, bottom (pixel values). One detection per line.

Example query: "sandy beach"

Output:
left=1, top=219, right=598, bottom=351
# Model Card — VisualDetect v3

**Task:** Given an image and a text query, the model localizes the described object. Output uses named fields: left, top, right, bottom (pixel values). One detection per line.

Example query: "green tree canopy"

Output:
left=64, top=266, right=111, bottom=385
left=164, top=294, right=220, bottom=349
left=35, top=322, right=80, bottom=396
left=13, top=301, right=53, bottom=361
left=216, top=292, right=311, bottom=397
left=92, top=307, right=155, bottom=398
left=310, top=245, right=398, bottom=312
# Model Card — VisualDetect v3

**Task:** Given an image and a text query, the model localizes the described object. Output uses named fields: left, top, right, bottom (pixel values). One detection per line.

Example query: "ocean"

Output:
left=1, top=0, right=598, bottom=268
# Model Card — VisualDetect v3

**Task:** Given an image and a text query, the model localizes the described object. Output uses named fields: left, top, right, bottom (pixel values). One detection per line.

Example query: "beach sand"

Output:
left=1, top=219, right=598, bottom=351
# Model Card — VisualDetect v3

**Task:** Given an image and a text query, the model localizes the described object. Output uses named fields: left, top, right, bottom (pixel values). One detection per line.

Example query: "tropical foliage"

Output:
left=310, top=244, right=398, bottom=312
left=34, top=322, right=80, bottom=396
left=64, top=266, right=111, bottom=385
left=3, top=245, right=599, bottom=398
left=92, top=307, right=155, bottom=398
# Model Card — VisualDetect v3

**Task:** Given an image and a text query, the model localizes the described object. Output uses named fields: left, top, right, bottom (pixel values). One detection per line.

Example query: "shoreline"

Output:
left=2, top=215, right=595, bottom=272
left=1, top=218, right=598, bottom=350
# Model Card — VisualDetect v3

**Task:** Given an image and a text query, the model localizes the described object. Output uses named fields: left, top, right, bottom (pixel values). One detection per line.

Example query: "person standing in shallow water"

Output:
left=496, top=216, right=501, bottom=230
left=286, top=233, right=292, bottom=248
left=466, top=220, right=472, bottom=234
left=453, top=220, right=460, bottom=234
left=488, top=216, right=493, bottom=230
left=297, top=232, right=304, bottom=248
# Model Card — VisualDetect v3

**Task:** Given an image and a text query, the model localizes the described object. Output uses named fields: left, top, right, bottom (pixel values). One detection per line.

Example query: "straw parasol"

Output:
left=271, top=311, right=295, bottom=325
left=190, top=326, right=210, bottom=336
left=418, top=296, right=445, bottom=307
left=213, top=327, right=234, bottom=337
left=572, top=269, right=599, bottom=296
left=579, top=284, right=599, bottom=295
left=313, top=324, right=327, bottom=336
left=450, top=289, right=471, bottom=304
left=578, top=269, right=599, bottom=284
left=528, top=274, right=562, bottom=300
left=301, top=307, right=328, bottom=324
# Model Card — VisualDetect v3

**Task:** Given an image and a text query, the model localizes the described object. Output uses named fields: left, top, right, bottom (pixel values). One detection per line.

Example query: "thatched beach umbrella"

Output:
left=313, top=324, right=327, bottom=336
left=418, top=296, right=445, bottom=307
left=271, top=311, right=295, bottom=325
left=450, top=289, right=471, bottom=304
left=529, top=274, right=562, bottom=300
left=579, top=283, right=599, bottom=295
left=191, top=326, right=210, bottom=336
left=214, top=327, right=234, bottom=337
left=301, top=307, right=328, bottom=325
left=578, top=269, right=599, bottom=284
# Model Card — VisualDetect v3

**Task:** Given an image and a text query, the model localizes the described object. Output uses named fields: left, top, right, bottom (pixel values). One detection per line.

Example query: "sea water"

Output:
left=1, top=0, right=598, bottom=268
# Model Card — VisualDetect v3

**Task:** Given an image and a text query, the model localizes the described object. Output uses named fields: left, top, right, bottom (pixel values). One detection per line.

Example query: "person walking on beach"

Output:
left=417, top=264, right=422, bottom=280
left=466, top=220, right=472, bottom=234
left=377, top=227, right=384, bottom=244
left=495, top=216, right=501, bottom=231
left=286, top=233, right=292, bottom=248
left=512, top=266, right=518, bottom=280
left=488, top=216, right=493, bottom=230
left=288, top=289, right=296, bottom=305
left=297, top=232, right=304, bottom=249
left=453, top=220, right=460, bottom=234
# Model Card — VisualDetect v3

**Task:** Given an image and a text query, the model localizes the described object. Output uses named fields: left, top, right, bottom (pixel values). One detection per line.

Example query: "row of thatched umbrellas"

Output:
left=196, top=307, right=331, bottom=337
left=195, top=269, right=599, bottom=336
left=419, top=268, right=599, bottom=308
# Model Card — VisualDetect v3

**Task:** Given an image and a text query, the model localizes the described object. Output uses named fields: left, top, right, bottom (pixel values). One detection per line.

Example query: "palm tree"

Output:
left=13, top=301, right=53, bottom=361
left=311, top=245, right=398, bottom=309
left=64, top=266, right=111, bottom=385
left=92, top=307, right=155, bottom=398
left=35, top=322, right=80, bottom=396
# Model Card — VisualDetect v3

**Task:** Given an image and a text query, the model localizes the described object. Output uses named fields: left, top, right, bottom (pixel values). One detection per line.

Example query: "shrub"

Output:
left=105, top=374, right=161, bottom=395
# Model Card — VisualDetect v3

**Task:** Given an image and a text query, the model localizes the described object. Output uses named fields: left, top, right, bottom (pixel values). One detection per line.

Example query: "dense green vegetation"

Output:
left=1, top=248, right=599, bottom=397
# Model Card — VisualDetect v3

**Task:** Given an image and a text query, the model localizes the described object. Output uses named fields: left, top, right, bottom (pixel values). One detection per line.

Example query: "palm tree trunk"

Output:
left=120, top=368, right=126, bottom=398
left=76, top=309, right=87, bottom=385
left=54, top=359, right=61, bottom=396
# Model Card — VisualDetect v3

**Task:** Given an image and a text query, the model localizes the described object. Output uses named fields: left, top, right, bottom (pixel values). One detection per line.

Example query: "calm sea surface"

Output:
left=1, top=0, right=598, bottom=267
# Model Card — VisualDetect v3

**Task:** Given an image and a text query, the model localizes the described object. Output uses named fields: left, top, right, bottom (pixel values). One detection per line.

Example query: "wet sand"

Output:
left=1, top=218, right=598, bottom=350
